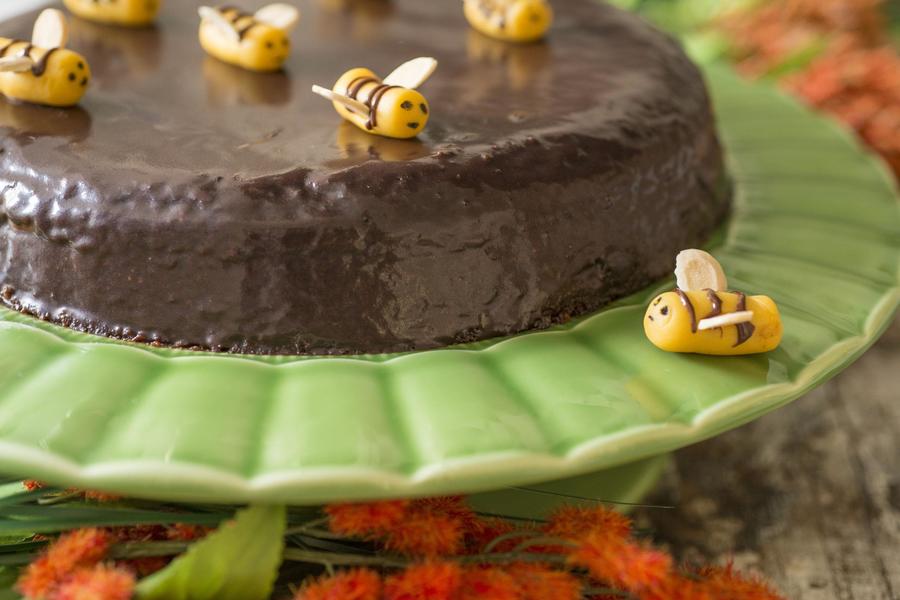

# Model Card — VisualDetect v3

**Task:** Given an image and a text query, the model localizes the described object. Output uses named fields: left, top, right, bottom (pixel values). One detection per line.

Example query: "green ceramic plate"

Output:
left=0, top=66, right=897, bottom=504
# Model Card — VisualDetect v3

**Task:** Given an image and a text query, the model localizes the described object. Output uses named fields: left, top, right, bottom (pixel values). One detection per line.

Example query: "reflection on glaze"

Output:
left=315, top=0, right=394, bottom=42
left=329, top=119, right=431, bottom=165
left=203, top=56, right=291, bottom=106
left=0, top=97, right=92, bottom=141
left=466, top=29, right=552, bottom=92
left=68, top=17, right=162, bottom=86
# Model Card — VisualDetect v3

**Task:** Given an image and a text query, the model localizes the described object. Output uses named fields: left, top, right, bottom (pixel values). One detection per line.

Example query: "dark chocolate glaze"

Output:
left=0, top=0, right=731, bottom=355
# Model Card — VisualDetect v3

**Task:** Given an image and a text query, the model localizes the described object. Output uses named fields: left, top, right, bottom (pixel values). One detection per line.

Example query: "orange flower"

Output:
left=696, top=564, right=787, bottom=600
left=506, top=563, right=582, bottom=600
left=18, top=529, right=113, bottom=599
left=546, top=505, right=632, bottom=542
left=570, top=535, right=672, bottom=594
left=465, top=517, right=517, bottom=553
left=384, top=562, right=462, bottom=600
left=457, top=567, right=519, bottom=600
left=294, top=568, right=382, bottom=600
left=51, top=565, right=135, bottom=600
left=412, top=497, right=477, bottom=527
left=23, top=480, right=45, bottom=492
left=385, top=509, right=465, bottom=556
left=326, top=500, right=410, bottom=537
left=785, top=43, right=900, bottom=177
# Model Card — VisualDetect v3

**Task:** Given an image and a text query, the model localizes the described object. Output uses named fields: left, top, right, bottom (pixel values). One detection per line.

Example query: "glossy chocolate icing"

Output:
left=0, top=0, right=730, bottom=355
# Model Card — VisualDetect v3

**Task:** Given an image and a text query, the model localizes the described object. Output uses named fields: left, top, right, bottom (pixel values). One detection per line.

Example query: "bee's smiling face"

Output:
left=642, top=291, right=680, bottom=349
left=378, top=88, right=430, bottom=139
left=648, top=295, right=674, bottom=327
left=46, top=51, right=91, bottom=106
left=247, top=27, right=291, bottom=71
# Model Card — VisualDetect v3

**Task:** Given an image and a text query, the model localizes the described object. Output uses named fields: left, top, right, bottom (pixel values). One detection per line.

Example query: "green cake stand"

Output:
left=0, top=66, right=897, bottom=509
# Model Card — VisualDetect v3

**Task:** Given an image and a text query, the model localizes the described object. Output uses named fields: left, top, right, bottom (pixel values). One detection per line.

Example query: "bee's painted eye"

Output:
left=407, top=122, right=420, bottom=129
left=660, top=306, right=669, bottom=315
left=266, top=41, right=274, bottom=49
left=400, top=101, right=413, bottom=110
left=420, top=103, right=428, bottom=114
left=77, top=62, right=84, bottom=70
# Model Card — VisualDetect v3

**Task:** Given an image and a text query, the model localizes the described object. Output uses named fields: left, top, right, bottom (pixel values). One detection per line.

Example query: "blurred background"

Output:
left=613, top=0, right=899, bottom=180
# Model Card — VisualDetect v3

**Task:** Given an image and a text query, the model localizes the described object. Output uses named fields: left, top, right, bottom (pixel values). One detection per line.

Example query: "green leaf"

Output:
left=0, top=566, right=21, bottom=600
left=135, top=505, right=286, bottom=600
left=0, top=505, right=228, bottom=536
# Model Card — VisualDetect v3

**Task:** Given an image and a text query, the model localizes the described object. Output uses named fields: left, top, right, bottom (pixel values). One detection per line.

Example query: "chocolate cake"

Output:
left=0, top=0, right=730, bottom=355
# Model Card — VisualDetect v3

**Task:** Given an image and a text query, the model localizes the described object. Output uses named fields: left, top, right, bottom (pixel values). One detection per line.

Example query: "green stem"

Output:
left=109, top=541, right=192, bottom=559
left=282, top=548, right=407, bottom=568
left=284, top=526, right=346, bottom=541
left=459, top=552, right=569, bottom=566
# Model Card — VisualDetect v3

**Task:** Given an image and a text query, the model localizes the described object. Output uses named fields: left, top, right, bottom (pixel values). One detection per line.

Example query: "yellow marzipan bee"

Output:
left=643, top=250, right=784, bottom=356
left=311, top=57, right=437, bottom=140
left=63, top=0, right=163, bottom=27
left=0, top=9, right=91, bottom=108
left=198, top=4, right=301, bottom=72
left=463, top=0, right=553, bottom=43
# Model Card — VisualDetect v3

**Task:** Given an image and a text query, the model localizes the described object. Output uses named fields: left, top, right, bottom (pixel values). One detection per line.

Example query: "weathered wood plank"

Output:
left=638, top=316, right=900, bottom=600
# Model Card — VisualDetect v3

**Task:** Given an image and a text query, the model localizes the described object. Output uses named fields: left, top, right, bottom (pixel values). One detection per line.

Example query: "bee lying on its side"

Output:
left=311, top=57, right=437, bottom=140
left=0, top=9, right=91, bottom=108
left=198, top=3, right=301, bottom=72
left=643, top=249, right=784, bottom=356
left=463, top=0, right=553, bottom=43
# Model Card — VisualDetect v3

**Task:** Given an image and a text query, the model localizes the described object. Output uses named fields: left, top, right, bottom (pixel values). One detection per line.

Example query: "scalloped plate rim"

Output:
left=0, top=66, right=897, bottom=503
left=0, top=287, right=894, bottom=504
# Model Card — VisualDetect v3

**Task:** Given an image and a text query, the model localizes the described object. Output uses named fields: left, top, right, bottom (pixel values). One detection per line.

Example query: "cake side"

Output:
left=0, top=0, right=730, bottom=355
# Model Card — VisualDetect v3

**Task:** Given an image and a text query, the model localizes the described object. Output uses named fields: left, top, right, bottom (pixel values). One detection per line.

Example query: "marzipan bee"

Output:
left=643, top=250, right=783, bottom=356
left=198, top=3, right=300, bottom=72
left=311, top=57, right=437, bottom=140
left=63, top=0, right=163, bottom=27
left=0, top=9, right=91, bottom=108
left=463, top=0, right=553, bottom=43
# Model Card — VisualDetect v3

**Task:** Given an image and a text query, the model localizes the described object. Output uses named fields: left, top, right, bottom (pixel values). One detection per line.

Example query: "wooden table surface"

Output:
left=636, top=315, right=899, bottom=599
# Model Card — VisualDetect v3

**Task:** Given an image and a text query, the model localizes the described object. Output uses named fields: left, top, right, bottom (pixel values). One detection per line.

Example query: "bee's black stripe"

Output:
left=216, top=5, right=258, bottom=40
left=344, top=76, right=399, bottom=130
left=674, top=288, right=697, bottom=333
left=733, top=291, right=756, bottom=347
left=0, top=39, right=59, bottom=77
